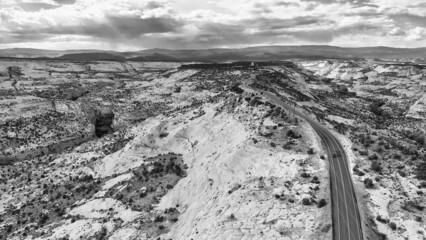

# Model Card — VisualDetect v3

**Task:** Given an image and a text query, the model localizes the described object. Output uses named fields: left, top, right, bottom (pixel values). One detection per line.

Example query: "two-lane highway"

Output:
left=265, top=92, right=364, bottom=240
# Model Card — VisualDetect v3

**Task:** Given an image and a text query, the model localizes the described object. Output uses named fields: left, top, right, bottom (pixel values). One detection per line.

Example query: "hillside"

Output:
left=0, top=60, right=332, bottom=240
left=1, top=59, right=425, bottom=240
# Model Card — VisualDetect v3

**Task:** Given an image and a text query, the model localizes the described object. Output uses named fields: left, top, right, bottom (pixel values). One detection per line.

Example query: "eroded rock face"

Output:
left=95, top=108, right=114, bottom=138
left=0, top=101, right=96, bottom=163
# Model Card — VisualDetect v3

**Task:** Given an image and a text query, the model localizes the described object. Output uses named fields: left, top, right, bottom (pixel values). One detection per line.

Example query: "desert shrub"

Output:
left=415, top=161, right=426, bottom=180
left=376, top=215, right=388, bottom=224
left=371, top=161, right=382, bottom=173
left=369, top=154, right=379, bottom=161
left=95, top=227, right=107, bottom=240
left=369, top=99, right=386, bottom=116
left=159, top=133, right=169, bottom=138
left=116, top=193, right=124, bottom=201
left=302, top=198, right=311, bottom=205
left=301, top=172, right=311, bottom=178
left=286, top=130, right=299, bottom=139
left=317, top=199, right=327, bottom=208
left=364, top=178, right=374, bottom=188
left=311, top=176, right=320, bottom=184
left=154, top=215, right=165, bottom=222
left=389, top=222, right=397, bottom=230
left=38, top=213, right=49, bottom=225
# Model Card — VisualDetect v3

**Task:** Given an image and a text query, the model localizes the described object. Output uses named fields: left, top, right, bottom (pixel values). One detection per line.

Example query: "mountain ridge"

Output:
left=1, top=45, right=426, bottom=62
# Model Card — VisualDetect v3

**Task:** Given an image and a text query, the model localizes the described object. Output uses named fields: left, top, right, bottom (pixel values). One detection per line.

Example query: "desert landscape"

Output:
left=0, top=56, right=424, bottom=240
left=1, top=0, right=426, bottom=239
left=0, top=60, right=336, bottom=240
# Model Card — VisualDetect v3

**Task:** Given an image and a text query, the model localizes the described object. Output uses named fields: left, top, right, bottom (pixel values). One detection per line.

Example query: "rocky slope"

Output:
left=297, top=59, right=426, bottom=240
left=0, top=60, right=332, bottom=240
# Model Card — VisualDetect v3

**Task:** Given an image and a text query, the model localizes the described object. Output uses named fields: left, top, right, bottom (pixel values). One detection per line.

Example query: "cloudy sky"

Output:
left=0, top=0, right=425, bottom=50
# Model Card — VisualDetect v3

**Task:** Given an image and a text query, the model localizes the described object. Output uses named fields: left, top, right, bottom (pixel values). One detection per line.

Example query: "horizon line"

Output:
left=1, top=44, right=426, bottom=52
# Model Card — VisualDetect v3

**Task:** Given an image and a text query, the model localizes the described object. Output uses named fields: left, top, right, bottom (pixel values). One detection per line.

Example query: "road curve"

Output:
left=265, top=92, right=364, bottom=240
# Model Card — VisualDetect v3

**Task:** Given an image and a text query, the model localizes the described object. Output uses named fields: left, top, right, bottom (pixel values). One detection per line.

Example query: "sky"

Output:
left=0, top=0, right=425, bottom=51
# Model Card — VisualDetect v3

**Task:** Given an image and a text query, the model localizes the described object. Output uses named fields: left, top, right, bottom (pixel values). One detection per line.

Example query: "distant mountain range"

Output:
left=1, top=46, right=426, bottom=62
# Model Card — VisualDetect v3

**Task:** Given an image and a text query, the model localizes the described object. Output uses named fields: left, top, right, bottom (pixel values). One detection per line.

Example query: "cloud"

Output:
left=0, top=0, right=425, bottom=49
left=390, top=13, right=426, bottom=28
left=406, top=27, right=426, bottom=41
left=275, top=1, right=300, bottom=7
left=52, top=0, right=77, bottom=5
left=8, top=15, right=183, bottom=41
left=17, top=2, right=61, bottom=12
left=388, top=27, right=405, bottom=36
left=145, top=1, right=164, bottom=9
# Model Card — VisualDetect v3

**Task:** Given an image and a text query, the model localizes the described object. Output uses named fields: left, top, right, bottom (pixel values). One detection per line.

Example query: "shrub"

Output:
left=159, top=133, right=169, bottom=138
left=415, top=161, right=426, bottom=180
left=307, top=148, right=315, bottom=155
left=95, top=227, right=107, bottom=240
left=230, top=84, right=244, bottom=94
left=302, top=198, right=311, bottom=205
left=398, top=170, right=406, bottom=177
left=389, top=222, right=397, bottom=230
left=154, top=215, right=165, bottom=223
left=371, top=161, right=382, bottom=173
left=369, top=154, right=379, bottom=161
left=317, top=199, right=327, bottom=208
left=364, top=178, right=374, bottom=188
left=38, top=213, right=49, bottom=225
left=301, top=172, right=311, bottom=178
left=376, top=215, right=388, bottom=224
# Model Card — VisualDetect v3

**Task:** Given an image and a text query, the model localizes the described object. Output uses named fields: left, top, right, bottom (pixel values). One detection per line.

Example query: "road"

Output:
left=265, top=92, right=364, bottom=240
